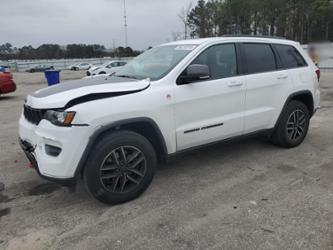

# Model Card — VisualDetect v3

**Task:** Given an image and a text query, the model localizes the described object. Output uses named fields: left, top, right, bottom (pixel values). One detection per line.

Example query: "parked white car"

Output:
left=86, top=61, right=127, bottom=76
left=19, top=36, right=320, bottom=204
left=68, top=62, right=92, bottom=71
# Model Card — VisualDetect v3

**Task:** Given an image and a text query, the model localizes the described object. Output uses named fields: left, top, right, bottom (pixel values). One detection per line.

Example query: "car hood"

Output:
left=26, top=75, right=150, bottom=109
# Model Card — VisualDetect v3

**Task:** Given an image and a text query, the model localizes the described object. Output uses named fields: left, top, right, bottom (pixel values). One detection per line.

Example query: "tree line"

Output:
left=0, top=43, right=141, bottom=60
left=185, top=0, right=333, bottom=43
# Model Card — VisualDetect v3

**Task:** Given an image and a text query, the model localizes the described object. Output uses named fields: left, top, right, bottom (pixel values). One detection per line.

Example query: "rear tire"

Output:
left=83, top=130, right=157, bottom=204
left=271, top=100, right=310, bottom=148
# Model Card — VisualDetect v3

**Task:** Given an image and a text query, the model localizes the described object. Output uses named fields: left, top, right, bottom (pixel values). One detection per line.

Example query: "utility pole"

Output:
left=123, top=0, right=128, bottom=47
left=112, top=39, right=116, bottom=58
left=112, top=39, right=116, bottom=51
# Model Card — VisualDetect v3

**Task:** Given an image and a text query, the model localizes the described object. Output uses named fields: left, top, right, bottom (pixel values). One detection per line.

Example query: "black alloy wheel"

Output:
left=271, top=100, right=310, bottom=148
left=84, top=130, right=156, bottom=204
left=99, top=146, right=147, bottom=194
left=286, top=109, right=307, bottom=141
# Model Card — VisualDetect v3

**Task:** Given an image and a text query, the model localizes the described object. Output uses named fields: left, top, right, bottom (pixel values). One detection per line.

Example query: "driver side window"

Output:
left=192, top=44, right=238, bottom=80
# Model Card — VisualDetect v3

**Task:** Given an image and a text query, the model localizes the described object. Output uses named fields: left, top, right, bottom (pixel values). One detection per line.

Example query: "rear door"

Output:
left=241, top=43, right=293, bottom=133
left=273, top=44, right=311, bottom=92
left=174, top=43, right=246, bottom=150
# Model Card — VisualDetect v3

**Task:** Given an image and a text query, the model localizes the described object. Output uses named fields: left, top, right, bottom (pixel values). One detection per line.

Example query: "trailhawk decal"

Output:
left=64, top=85, right=150, bottom=109
left=26, top=76, right=151, bottom=109
left=32, top=76, right=137, bottom=98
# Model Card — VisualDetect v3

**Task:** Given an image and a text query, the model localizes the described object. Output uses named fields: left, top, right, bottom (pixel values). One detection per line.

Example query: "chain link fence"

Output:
left=1, top=57, right=133, bottom=72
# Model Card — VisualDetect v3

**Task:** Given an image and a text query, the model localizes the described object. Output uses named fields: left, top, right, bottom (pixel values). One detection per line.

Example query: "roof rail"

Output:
left=222, top=34, right=287, bottom=40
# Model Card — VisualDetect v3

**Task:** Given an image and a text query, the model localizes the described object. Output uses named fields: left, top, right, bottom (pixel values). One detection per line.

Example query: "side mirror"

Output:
left=178, top=64, right=210, bottom=84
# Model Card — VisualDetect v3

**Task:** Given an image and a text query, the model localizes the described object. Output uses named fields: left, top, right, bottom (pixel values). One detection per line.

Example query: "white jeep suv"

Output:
left=19, top=37, right=320, bottom=204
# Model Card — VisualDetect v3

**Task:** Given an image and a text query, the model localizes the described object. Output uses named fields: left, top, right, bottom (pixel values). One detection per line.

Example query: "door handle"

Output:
left=277, top=75, right=288, bottom=80
left=228, top=81, right=243, bottom=87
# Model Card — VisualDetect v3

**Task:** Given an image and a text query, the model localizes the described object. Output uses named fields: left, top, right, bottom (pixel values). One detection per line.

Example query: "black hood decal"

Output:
left=32, top=76, right=137, bottom=98
left=64, top=85, right=149, bottom=109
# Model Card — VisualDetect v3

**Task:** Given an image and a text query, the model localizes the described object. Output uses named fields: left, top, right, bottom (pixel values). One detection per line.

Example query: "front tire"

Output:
left=271, top=100, right=310, bottom=148
left=83, top=130, right=157, bottom=204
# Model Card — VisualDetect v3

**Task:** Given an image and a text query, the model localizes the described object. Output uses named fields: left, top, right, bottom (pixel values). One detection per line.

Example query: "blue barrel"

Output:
left=44, top=70, right=60, bottom=86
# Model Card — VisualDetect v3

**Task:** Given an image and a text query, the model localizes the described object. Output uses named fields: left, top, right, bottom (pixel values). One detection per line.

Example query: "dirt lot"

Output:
left=0, top=71, right=332, bottom=250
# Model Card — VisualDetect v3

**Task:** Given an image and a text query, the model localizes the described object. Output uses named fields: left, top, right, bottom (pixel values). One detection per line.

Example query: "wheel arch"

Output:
left=274, top=90, right=314, bottom=129
left=75, top=117, right=168, bottom=178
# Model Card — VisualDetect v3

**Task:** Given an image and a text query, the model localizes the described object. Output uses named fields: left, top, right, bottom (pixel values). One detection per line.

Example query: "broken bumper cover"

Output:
left=18, top=114, right=90, bottom=185
left=19, top=138, right=76, bottom=186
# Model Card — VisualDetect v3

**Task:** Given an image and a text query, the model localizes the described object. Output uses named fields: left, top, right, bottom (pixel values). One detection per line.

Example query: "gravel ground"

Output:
left=0, top=71, right=332, bottom=250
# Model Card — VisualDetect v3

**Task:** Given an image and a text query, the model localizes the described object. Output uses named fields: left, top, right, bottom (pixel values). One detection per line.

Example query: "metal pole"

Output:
left=123, top=0, right=128, bottom=47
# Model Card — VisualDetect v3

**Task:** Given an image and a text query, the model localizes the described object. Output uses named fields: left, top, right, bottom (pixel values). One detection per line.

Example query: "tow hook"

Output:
left=26, top=162, right=34, bottom=169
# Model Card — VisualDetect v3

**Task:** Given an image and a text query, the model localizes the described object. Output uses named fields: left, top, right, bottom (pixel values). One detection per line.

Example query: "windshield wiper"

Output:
left=115, top=74, right=138, bottom=79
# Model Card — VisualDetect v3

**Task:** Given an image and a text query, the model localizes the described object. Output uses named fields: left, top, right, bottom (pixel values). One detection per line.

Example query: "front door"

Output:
left=174, top=43, right=246, bottom=150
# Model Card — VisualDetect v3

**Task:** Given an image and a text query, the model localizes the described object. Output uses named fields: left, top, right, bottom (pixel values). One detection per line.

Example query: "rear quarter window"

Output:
left=274, top=44, right=307, bottom=69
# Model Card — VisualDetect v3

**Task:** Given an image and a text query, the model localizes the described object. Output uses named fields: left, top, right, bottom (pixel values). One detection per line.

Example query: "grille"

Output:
left=23, top=105, right=45, bottom=125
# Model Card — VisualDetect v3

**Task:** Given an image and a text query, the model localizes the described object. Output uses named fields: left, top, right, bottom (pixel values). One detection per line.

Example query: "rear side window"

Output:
left=243, top=43, right=277, bottom=74
left=191, top=43, right=238, bottom=80
left=274, top=44, right=307, bottom=68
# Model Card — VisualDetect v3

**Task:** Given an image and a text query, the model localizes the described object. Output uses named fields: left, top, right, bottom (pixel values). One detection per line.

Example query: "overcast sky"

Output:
left=1, top=0, right=197, bottom=50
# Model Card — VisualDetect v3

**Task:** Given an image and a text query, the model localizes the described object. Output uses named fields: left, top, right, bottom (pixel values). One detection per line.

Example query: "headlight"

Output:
left=44, top=110, right=76, bottom=126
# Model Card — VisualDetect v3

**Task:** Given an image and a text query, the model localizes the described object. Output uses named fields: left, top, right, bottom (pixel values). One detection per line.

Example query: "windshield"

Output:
left=102, top=62, right=111, bottom=67
left=115, top=45, right=197, bottom=81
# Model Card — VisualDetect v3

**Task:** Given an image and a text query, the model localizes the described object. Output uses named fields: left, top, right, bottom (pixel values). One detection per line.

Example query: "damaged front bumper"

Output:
left=18, top=113, right=90, bottom=187
left=19, top=138, right=77, bottom=187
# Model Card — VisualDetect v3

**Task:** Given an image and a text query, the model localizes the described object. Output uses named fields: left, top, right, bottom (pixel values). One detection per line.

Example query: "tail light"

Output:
left=315, top=69, right=320, bottom=81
